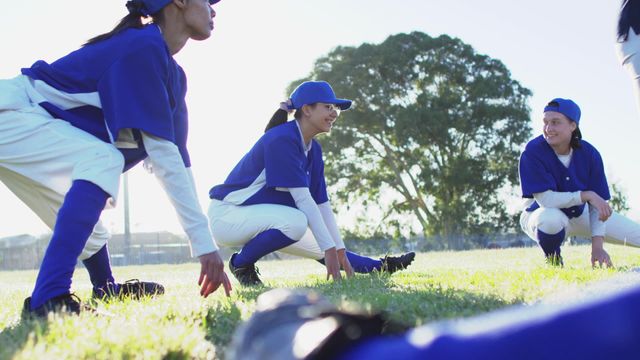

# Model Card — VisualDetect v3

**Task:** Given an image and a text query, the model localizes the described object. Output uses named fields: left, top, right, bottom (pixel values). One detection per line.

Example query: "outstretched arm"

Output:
left=318, top=201, right=354, bottom=277
left=589, top=204, right=611, bottom=268
left=141, top=132, right=231, bottom=296
left=289, top=187, right=341, bottom=281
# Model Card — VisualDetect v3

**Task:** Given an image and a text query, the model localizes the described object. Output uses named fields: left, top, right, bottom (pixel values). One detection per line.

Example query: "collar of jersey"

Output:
left=294, top=120, right=313, bottom=154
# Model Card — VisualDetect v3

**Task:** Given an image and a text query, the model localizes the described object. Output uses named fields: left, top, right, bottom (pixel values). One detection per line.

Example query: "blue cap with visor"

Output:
left=544, top=98, right=581, bottom=124
left=287, top=81, right=353, bottom=111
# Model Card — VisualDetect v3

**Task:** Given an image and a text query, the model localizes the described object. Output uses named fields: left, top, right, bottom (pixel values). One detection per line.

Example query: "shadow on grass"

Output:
left=202, top=285, right=273, bottom=357
left=201, top=273, right=518, bottom=358
left=0, top=318, right=49, bottom=359
left=308, top=273, right=517, bottom=326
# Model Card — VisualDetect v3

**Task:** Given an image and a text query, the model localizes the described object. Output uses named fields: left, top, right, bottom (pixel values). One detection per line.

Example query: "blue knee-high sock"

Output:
left=317, top=251, right=382, bottom=273
left=537, top=229, right=565, bottom=257
left=31, top=180, right=109, bottom=310
left=82, top=245, right=115, bottom=290
left=232, top=229, right=296, bottom=268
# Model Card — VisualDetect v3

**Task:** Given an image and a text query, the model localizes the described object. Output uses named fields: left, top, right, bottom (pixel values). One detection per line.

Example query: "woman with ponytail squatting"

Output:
left=0, top=0, right=231, bottom=317
left=208, top=81, right=415, bottom=286
left=518, top=98, right=640, bottom=267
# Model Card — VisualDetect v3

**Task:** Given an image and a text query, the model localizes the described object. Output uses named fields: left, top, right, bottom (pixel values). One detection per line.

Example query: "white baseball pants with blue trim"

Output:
left=520, top=206, right=640, bottom=248
left=0, top=75, right=124, bottom=260
left=208, top=199, right=324, bottom=260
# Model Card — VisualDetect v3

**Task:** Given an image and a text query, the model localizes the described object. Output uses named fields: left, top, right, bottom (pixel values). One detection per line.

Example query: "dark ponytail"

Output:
left=84, top=3, right=166, bottom=46
left=570, top=128, right=582, bottom=149
left=265, top=109, right=289, bottom=132
left=264, top=107, right=307, bottom=132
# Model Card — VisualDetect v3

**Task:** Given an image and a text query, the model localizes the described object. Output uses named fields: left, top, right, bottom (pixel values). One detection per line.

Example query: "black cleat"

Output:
left=545, top=254, right=564, bottom=267
left=22, top=293, right=94, bottom=319
left=380, top=252, right=416, bottom=274
left=92, top=279, right=165, bottom=300
left=229, top=253, right=263, bottom=286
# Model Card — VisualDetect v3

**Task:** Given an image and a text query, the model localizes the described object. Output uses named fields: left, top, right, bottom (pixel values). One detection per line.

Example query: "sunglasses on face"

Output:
left=320, top=103, right=341, bottom=115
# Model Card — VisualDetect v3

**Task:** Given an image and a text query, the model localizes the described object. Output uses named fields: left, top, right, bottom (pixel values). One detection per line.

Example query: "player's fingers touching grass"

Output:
left=337, top=249, right=355, bottom=278
left=343, top=262, right=355, bottom=278
left=198, top=251, right=231, bottom=297
left=222, top=272, right=233, bottom=296
left=324, top=248, right=342, bottom=281
left=591, top=249, right=613, bottom=269
left=202, top=279, right=219, bottom=298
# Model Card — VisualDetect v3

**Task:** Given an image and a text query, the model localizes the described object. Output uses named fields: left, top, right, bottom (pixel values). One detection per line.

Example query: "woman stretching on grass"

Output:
left=518, top=98, right=640, bottom=267
left=207, top=81, right=415, bottom=285
left=0, top=0, right=231, bottom=317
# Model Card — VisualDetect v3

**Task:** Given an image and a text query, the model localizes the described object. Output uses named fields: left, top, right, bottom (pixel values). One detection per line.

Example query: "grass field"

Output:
left=1, top=244, right=640, bottom=359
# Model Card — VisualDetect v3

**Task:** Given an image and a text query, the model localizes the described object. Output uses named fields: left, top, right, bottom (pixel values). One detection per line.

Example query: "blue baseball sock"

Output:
left=30, top=180, right=109, bottom=310
left=318, top=251, right=382, bottom=273
left=82, top=245, right=116, bottom=292
left=232, top=229, right=296, bottom=268
left=537, top=229, right=565, bottom=258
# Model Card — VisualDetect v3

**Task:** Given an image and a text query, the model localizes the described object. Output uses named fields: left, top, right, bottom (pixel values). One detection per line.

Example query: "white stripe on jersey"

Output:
left=23, top=77, right=115, bottom=143
left=222, top=169, right=268, bottom=205
left=25, top=78, right=101, bottom=109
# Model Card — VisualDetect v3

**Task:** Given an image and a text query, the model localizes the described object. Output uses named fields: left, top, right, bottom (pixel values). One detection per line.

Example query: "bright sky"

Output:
left=0, top=0, right=637, bottom=238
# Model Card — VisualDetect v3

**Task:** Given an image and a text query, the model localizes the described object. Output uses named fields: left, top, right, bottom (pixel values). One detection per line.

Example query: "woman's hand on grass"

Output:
left=198, top=251, right=232, bottom=297
left=324, top=247, right=342, bottom=281
left=337, top=248, right=355, bottom=278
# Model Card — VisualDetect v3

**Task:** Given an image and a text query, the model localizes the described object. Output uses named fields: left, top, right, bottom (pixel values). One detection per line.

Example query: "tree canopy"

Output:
left=288, top=32, right=532, bottom=249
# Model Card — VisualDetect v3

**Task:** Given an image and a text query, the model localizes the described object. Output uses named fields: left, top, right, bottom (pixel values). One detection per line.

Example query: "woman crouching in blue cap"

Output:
left=518, top=98, right=640, bottom=267
left=208, top=81, right=415, bottom=286
left=0, top=0, right=231, bottom=317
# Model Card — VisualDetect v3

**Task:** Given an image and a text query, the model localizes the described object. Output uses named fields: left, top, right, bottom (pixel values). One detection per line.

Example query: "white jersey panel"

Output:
left=222, top=169, right=268, bottom=205
left=25, top=78, right=101, bottom=110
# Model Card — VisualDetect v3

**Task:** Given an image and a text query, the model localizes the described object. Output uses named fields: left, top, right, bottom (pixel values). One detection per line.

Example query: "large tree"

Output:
left=289, top=32, right=532, bottom=249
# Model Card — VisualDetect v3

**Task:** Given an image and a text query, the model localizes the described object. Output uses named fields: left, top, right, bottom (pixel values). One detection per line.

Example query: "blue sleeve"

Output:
left=173, top=67, right=191, bottom=167
left=310, top=144, right=329, bottom=204
left=264, top=135, right=308, bottom=188
left=589, top=149, right=610, bottom=200
left=97, top=42, right=175, bottom=144
left=519, top=151, right=557, bottom=198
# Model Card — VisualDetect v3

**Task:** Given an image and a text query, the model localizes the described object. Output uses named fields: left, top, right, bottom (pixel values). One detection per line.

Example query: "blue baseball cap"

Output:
left=128, top=0, right=220, bottom=16
left=544, top=98, right=581, bottom=124
left=288, top=81, right=353, bottom=111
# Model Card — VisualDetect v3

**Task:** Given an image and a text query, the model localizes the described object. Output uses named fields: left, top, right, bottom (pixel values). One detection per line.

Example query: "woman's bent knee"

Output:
left=533, top=208, right=567, bottom=234
left=283, top=210, right=308, bottom=240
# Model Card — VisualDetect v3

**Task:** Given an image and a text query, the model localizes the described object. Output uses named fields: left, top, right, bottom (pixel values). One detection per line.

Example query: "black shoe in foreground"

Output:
left=545, top=254, right=564, bottom=267
left=229, top=253, right=263, bottom=286
left=381, top=252, right=416, bottom=274
left=22, top=293, right=94, bottom=319
left=92, top=279, right=165, bottom=300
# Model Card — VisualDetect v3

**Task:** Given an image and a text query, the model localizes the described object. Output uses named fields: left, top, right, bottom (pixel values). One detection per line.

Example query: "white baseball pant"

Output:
left=520, top=205, right=640, bottom=248
left=0, top=75, right=124, bottom=260
left=208, top=199, right=324, bottom=260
